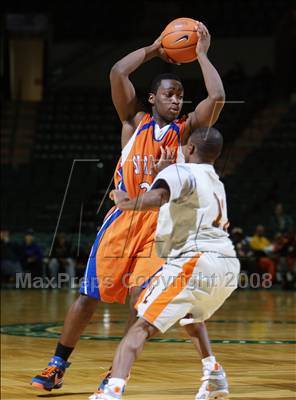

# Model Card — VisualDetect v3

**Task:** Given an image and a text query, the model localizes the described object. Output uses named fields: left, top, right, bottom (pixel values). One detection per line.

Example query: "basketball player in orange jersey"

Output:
left=32, top=21, right=225, bottom=396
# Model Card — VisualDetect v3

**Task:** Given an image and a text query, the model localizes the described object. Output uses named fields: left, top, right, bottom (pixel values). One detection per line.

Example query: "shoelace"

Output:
left=98, top=368, right=130, bottom=383
left=41, top=366, right=59, bottom=377
left=200, top=368, right=211, bottom=382
left=201, top=375, right=211, bottom=382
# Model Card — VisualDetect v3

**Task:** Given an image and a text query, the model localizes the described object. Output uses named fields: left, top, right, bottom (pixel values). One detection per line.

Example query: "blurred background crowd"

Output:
left=1, top=200, right=295, bottom=290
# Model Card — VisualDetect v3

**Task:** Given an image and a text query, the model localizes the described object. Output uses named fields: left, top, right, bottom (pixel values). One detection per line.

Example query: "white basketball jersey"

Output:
left=151, top=163, right=236, bottom=258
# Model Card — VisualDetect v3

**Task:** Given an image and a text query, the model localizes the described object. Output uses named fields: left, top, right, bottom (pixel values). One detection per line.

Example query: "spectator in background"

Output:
left=286, top=233, right=296, bottom=290
left=269, top=203, right=294, bottom=235
left=231, top=227, right=256, bottom=275
left=48, top=233, right=75, bottom=288
left=272, top=232, right=296, bottom=289
left=0, top=229, right=23, bottom=283
left=21, top=229, right=43, bottom=278
left=250, top=224, right=276, bottom=282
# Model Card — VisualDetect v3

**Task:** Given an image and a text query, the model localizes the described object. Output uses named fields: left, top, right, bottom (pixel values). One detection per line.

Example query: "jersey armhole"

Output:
left=177, top=114, right=189, bottom=144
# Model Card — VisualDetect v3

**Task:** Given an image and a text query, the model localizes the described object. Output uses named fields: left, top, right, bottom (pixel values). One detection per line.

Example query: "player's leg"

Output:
left=124, top=286, right=143, bottom=334
left=113, top=318, right=157, bottom=378
left=97, top=249, right=216, bottom=395
left=92, top=256, right=186, bottom=400
left=31, top=253, right=100, bottom=392
left=189, top=252, right=240, bottom=400
left=185, top=320, right=227, bottom=400
left=31, top=294, right=98, bottom=391
left=100, top=252, right=236, bottom=400
left=31, top=209, right=131, bottom=392
left=190, top=322, right=229, bottom=400
left=184, top=321, right=229, bottom=400
left=96, top=244, right=163, bottom=392
left=32, top=230, right=102, bottom=391
left=91, top=255, right=198, bottom=400
left=96, top=247, right=164, bottom=389
left=96, top=286, right=142, bottom=394
left=91, top=318, right=158, bottom=400
left=31, top=235, right=101, bottom=391
left=184, top=320, right=213, bottom=358
left=130, top=249, right=216, bottom=362
left=59, top=294, right=98, bottom=347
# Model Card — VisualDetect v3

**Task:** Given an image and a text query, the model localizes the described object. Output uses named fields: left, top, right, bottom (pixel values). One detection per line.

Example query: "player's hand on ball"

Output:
left=151, top=146, right=175, bottom=174
left=153, top=36, right=180, bottom=65
left=110, top=190, right=130, bottom=205
left=195, top=21, right=211, bottom=56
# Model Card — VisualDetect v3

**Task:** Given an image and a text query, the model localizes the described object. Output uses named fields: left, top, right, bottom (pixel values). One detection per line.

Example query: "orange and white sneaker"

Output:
left=96, top=369, right=130, bottom=395
left=195, top=362, right=229, bottom=400
left=97, top=367, right=112, bottom=393
left=31, top=356, right=70, bottom=391
left=89, top=385, right=123, bottom=400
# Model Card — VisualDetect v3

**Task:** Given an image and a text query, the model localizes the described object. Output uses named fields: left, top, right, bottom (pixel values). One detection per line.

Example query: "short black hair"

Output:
left=150, top=73, right=183, bottom=94
left=190, top=127, right=223, bottom=162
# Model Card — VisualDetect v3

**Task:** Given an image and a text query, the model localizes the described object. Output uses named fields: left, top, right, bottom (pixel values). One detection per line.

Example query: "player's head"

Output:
left=24, top=228, right=35, bottom=244
left=148, top=73, right=184, bottom=122
left=185, top=127, right=223, bottom=164
left=255, top=224, right=265, bottom=236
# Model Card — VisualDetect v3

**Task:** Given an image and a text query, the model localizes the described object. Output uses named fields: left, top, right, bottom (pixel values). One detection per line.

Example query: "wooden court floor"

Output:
left=1, top=289, right=296, bottom=400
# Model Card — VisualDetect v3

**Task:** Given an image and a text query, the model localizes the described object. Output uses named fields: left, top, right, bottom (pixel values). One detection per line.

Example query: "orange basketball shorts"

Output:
left=80, top=206, right=164, bottom=303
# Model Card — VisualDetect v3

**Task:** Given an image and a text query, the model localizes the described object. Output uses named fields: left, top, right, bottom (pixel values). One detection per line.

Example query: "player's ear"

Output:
left=148, top=93, right=155, bottom=106
left=188, top=142, right=195, bottom=155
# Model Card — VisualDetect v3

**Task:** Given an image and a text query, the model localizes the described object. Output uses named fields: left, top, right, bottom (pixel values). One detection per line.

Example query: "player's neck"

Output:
left=151, top=112, right=172, bottom=128
left=189, top=155, right=214, bottom=165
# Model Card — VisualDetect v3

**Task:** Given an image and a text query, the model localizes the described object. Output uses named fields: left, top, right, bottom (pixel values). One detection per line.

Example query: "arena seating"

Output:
left=2, top=67, right=291, bottom=236
left=224, top=103, right=296, bottom=233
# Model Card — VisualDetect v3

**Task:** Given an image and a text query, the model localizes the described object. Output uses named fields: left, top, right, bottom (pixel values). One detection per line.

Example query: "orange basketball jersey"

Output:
left=80, top=113, right=187, bottom=303
left=114, top=113, right=187, bottom=198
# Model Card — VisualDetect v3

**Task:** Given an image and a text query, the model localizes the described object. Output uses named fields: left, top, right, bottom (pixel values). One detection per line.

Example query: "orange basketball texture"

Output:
left=161, top=17, right=199, bottom=63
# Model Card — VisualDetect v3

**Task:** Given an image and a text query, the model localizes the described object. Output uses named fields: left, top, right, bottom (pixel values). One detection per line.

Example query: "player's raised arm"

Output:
left=110, top=38, right=174, bottom=146
left=184, top=22, right=225, bottom=144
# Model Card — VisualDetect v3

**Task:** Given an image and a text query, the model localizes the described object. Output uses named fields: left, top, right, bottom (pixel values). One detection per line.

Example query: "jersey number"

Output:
left=212, top=192, right=229, bottom=231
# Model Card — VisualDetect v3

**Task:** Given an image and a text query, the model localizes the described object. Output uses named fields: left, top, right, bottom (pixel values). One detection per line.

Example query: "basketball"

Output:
left=161, top=17, right=199, bottom=64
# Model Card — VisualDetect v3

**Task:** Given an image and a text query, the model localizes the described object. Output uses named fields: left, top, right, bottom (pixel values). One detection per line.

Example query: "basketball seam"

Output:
left=161, top=29, right=197, bottom=41
left=163, top=43, right=197, bottom=50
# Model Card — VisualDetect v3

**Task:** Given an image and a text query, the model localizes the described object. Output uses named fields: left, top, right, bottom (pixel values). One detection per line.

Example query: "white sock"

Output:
left=202, top=356, right=217, bottom=369
left=108, top=378, right=125, bottom=393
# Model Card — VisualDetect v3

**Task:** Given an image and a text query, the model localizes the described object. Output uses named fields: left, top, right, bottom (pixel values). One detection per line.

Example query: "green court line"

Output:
left=1, top=323, right=295, bottom=344
left=2, top=319, right=296, bottom=329
left=88, top=319, right=296, bottom=325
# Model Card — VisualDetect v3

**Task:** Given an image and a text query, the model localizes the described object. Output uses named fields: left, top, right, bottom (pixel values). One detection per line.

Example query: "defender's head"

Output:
left=185, top=127, right=223, bottom=164
left=148, top=73, right=184, bottom=122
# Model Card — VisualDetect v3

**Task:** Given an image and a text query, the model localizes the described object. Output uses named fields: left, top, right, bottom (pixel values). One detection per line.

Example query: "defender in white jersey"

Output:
left=139, top=161, right=238, bottom=333
left=94, top=127, right=240, bottom=400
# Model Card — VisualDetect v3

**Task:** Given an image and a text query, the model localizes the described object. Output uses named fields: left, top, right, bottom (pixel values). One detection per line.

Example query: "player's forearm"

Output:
left=118, top=189, right=169, bottom=211
left=117, top=197, right=158, bottom=212
left=198, top=53, right=225, bottom=101
left=111, top=44, right=159, bottom=76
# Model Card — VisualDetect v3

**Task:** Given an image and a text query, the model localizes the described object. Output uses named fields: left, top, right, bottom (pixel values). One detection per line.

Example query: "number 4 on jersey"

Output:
left=212, top=192, right=229, bottom=231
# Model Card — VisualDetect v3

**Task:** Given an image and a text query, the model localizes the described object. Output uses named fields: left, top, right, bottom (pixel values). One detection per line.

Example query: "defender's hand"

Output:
left=109, top=190, right=130, bottom=205
left=151, top=146, right=175, bottom=174
left=195, top=21, right=211, bottom=56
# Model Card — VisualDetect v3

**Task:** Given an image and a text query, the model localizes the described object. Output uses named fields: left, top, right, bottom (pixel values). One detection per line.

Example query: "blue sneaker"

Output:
left=31, top=356, right=71, bottom=391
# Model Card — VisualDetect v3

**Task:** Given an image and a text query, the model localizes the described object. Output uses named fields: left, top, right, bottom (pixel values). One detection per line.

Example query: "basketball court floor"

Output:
left=1, top=289, right=296, bottom=399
